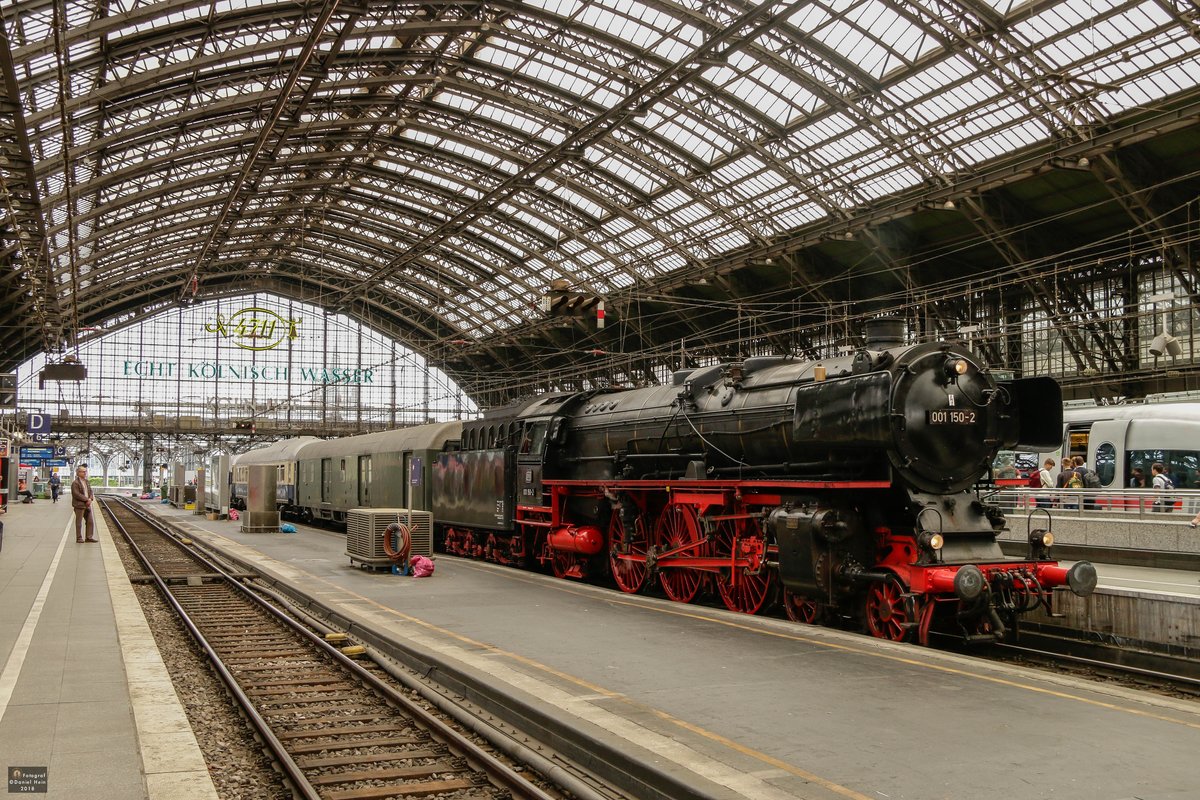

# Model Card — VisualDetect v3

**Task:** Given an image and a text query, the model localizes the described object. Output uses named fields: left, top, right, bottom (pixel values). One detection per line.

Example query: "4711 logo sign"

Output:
left=205, top=307, right=300, bottom=351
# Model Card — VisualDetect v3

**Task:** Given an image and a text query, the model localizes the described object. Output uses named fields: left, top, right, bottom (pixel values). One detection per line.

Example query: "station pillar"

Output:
left=142, top=433, right=153, bottom=495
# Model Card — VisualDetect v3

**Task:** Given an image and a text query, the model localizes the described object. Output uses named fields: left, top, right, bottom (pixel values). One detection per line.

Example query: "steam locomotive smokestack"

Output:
left=864, top=317, right=906, bottom=350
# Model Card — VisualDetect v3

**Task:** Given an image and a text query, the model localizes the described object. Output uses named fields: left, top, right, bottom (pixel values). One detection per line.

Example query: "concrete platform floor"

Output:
left=145, top=501, right=1200, bottom=800
left=0, top=496, right=216, bottom=800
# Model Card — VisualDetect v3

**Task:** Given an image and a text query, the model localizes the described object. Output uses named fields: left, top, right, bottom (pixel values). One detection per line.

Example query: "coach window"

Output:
left=1095, top=443, right=1116, bottom=487
left=1126, top=449, right=1200, bottom=494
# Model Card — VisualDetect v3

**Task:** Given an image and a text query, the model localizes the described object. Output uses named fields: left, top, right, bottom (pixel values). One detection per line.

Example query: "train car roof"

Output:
left=1064, top=402, right=1200, bottom=423
left=297, top=421, right=462, bottom=459
left=475, top=393, right=575, bottom=423
left=231, top=436, right=320, bottom=465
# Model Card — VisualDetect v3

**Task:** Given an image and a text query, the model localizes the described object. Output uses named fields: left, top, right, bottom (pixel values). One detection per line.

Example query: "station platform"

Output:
left=0, top=497, right=216, bottom=799
left=143, top=500, right=1200, bottom=800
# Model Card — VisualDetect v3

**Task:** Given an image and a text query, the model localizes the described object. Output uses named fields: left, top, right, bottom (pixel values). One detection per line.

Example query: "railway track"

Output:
left=990, top=630, right=1200, bottom=699
left=101, top=497, right=563, bottom=800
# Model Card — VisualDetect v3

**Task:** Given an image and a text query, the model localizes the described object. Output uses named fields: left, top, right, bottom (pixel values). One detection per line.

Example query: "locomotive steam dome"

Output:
left=888, top=343, right=1000, bottom=493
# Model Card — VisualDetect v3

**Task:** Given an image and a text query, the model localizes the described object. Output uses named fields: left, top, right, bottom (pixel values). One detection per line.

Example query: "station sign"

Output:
left=44, top=459, right=68, bottom=467
left=19, top=445, right=55, bottom=463
left=27, top=413, right=52, bottom=434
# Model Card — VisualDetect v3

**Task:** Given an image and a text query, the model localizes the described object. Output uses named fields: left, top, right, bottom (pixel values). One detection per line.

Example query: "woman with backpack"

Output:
left=1057, top=457, right=1081, bottom=509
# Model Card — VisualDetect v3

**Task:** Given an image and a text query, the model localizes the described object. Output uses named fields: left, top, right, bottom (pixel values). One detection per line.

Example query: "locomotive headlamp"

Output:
left=1028, top=528, right=1054, bottom=559
left=919, top=531, right=944, bottom=551
left=943, top=357, right=969, bottom=383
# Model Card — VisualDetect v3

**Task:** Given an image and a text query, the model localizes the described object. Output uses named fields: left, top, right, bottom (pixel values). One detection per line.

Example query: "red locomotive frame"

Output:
left=442, top=476, right=1079, bottom=645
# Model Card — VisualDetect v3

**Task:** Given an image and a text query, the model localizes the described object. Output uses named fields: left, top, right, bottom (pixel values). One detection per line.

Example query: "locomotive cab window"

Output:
left=520, top=422, right=549, bottom=455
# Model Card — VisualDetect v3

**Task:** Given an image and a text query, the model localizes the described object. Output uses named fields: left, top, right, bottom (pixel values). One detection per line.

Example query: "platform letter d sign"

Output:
left=27, top=413, right=51, bottom=434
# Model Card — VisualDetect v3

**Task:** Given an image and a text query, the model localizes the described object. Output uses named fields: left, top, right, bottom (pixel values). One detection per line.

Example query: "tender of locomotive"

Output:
left=435, top=320, right=1096, bottom=643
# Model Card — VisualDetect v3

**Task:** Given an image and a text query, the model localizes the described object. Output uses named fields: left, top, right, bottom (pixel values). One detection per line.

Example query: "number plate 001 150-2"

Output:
left=926, top=409, right=977, bottom=425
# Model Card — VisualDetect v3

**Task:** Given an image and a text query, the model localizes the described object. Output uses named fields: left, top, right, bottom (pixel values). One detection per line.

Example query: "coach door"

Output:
left=358, top=455, right=372, bottom=506
left=321, top=458, right=332, bottom=503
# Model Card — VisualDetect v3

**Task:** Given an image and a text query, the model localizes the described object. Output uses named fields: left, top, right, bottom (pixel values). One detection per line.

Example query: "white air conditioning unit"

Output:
left=346, top=508, right=433, bottom=569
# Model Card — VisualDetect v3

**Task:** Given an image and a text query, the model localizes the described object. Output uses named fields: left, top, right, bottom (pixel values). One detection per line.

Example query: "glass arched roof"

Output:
left=2, top=0, right=1199, bottom=400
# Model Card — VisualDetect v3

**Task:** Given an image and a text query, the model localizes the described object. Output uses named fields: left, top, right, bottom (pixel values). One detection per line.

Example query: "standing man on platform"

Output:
left=72, top=465, right=96, bottom=543
left=49, top=471, right=61, bottom=503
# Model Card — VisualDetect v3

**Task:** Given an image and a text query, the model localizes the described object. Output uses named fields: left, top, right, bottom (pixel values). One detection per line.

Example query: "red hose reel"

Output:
left=382, top=521, right=411, bottom=565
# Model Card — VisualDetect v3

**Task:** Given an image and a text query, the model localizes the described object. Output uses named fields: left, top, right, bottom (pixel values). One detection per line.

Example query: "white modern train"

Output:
left=1005, top=400, right=1200, bottom=491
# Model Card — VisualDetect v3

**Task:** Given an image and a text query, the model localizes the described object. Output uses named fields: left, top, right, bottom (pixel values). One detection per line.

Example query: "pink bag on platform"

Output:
left=228, top=508, right=240, bottom=521
left=409, top=555, right=435, bottom=577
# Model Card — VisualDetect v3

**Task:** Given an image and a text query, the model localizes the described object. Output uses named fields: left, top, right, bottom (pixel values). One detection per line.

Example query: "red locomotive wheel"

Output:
left=551, top=548, right=579, bottom=579
left=653, top=505, right=708, bottom=604
left=713, top=518, right=774, bottom=615
left=609, top=512, right=649, bottom=594
left=783, top=590, right=824, bottom=625
left=864, top=578, right=916, bottom=642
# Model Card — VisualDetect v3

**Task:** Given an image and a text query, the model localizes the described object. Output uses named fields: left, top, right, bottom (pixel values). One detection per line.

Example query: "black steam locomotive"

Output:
left=436, top=320, right=1096, bottom=643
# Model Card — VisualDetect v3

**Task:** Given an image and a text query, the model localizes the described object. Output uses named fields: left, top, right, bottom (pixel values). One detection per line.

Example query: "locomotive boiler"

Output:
left=436, top=319, right=1097, bottom=643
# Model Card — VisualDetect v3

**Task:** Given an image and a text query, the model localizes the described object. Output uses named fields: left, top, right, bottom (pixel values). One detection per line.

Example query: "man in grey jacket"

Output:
left=71, top=465, right=96, bottom=543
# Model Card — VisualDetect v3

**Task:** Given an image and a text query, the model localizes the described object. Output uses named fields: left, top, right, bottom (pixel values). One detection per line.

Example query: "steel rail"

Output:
left=991, top=639, right=1200, bottom=695
left=103, top=496, right=559, bottom=800
left=100, top=497, right=322, bottom=800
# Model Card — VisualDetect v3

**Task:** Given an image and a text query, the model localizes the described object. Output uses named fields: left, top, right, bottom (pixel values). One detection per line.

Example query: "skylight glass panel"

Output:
left=1116, top=52, right=1200, bottom=109
left=473, top=40, right=535, bottom=74
left=956, top=118, right=1049, bottom=165
left=547, top=184, right=605, bottom=220
left=709, top=231, right=751, bottom=253
left=651, top=117, right=722, bottom=164
left=858, top=164, right=923, bottom=200
left=721, top=69, right=809, bottom=127
left=787, top=4, right=834, bottom=32
left=811, top=18, right=889, bottom=80
left=591, top=154, right=664, bottom=194
left=907, top=72, right=1003, bottom=123
left=524, top=0, right=585, bottom=15
left=499, top=204, right=562, bottom=240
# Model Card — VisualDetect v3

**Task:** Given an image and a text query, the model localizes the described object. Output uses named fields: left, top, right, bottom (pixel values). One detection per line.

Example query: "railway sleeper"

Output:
left=288, top=736, right=429, bottom=755
left=323, top=778, right=478, bottom=800
left=308, top=763, right=462, bottom=786
left=254, top=692, right=364, bottom=707
left=289, top=713, right=393, bottom=728
left=244, top=683, right=356, bottom=698
left=296, top=749, right=444, bottom=769
left=275, top=722, right=415, bottom=741
left=260, top=703, right=383, bottom=718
